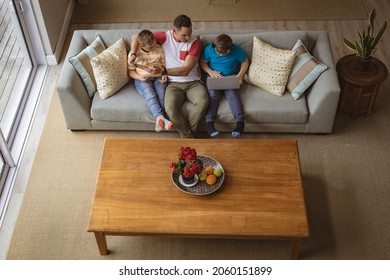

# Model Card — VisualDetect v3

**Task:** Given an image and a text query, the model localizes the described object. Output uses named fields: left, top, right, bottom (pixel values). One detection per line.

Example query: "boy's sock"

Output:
left=232, top=121, right=244, bottom=137
left=163, top=117, right=173, bottom=130
left=207, top=122, right=219, bottom=137
left=157, top=116, right=173, bottom=131
left=155, top=118, right=164, bottom=132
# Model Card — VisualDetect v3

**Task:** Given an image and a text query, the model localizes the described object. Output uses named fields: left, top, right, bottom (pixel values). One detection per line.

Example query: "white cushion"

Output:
left=245, top=37, right=296, bottom=96
left=91, top=38, right=130, bottom=100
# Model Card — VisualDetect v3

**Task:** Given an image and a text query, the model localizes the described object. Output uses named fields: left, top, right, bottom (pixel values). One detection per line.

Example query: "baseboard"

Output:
left=46, top=54, right=58, bottom=65
left=46, top=0, right=75, bottom=65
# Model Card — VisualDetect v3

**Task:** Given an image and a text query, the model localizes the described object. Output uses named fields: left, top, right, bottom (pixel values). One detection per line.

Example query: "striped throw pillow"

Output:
left=69, top=36, right=106, bottom=97
left=287, top=39, right=328, bottom=100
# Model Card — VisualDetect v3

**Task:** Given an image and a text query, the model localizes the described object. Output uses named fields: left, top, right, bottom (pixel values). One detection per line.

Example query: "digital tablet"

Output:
left=130, top=62, right=162, bottom=70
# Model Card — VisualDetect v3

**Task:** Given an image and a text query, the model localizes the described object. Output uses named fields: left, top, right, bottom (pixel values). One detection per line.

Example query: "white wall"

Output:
left=31, top=0, right=74, bottom=65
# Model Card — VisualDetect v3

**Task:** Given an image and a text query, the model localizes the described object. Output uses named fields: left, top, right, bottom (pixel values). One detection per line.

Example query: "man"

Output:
left=130, top=14, right=208, bottom=138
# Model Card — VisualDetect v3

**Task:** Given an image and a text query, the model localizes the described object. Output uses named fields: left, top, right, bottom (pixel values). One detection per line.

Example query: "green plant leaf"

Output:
left=342, top=8, right=386, bottom=60
left=343, top=38, right=357, bottom=51
left=367, top=24, right=372, bottom=37
left=355, top=43, right=364, bottom=58
left=371, top=21, right=388, bottom=50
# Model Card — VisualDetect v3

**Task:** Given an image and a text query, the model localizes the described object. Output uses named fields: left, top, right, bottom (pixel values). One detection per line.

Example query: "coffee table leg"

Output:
left=94, top=232, right=109, bottom=255
left=291, top=238, right=302, bottom=259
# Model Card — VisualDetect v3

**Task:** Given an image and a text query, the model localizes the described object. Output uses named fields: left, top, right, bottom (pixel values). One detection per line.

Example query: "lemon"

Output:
left=199, top=172, right=207, bottom=181
left=213, top=168, right=223, bottom=178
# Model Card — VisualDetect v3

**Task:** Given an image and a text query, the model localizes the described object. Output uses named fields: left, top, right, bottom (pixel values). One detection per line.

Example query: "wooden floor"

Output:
left=66, top=0, right=389, bottom=89
left=0, top=0, right=29, bottom=124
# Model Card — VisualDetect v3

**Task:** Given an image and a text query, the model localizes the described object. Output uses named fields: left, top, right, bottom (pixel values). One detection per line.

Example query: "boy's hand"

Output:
left=237, top=75, right=245, bottom=85
left=139, top=76, right=148, bottom=82
left=209, top=70, right=222, bottom=78
left=160, top=75, right=168, bottom=83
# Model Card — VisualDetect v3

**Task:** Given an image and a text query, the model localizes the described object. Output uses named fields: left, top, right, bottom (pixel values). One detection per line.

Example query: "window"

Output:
left=0, top=0, right=46, bottom=224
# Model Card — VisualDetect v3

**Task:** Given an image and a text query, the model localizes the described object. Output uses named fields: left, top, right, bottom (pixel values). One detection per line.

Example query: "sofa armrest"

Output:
left=304, top=32, right=340, bottom=133
left=56, top=32, right=92, bottom=130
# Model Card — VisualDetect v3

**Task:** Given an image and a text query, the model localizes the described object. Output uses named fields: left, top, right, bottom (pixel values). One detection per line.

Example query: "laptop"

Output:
left=206, top=75, right=241, bottom=90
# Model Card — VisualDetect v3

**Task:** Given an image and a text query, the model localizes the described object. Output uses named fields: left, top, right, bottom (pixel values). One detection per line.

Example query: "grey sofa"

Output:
left=57, top=29, right=340, bottom=133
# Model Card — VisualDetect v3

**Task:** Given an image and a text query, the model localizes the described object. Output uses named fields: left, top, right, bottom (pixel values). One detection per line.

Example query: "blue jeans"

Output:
left=205, top=88, right=244, bottom=123
left=134, top=77, right=167, bottom=118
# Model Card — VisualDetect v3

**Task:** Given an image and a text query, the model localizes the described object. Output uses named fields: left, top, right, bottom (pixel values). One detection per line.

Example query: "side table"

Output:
left=336, top=54, right=388, bottom=119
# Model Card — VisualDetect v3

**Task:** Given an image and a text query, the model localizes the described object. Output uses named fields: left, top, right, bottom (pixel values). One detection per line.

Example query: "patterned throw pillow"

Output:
left=287, top=39, right=328, bottom=100
left=90, top=38, right=130, bottom=100
left=245, top=37, right=296, bottom=96
left=69, top=36, right=106, bottom=97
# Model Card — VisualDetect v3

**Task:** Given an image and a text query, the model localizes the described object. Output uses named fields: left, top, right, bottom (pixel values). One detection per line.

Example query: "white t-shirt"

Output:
left=154, top=30, right=201, bottom=83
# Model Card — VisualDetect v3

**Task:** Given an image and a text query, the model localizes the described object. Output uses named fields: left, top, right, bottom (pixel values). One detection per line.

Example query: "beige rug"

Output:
left=6, top=86, right=390, bottom=259
left=71, top=0, right=368, bottom=23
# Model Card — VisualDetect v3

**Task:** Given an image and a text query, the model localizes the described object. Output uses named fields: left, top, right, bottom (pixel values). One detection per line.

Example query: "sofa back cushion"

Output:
left=199, top=31, right=308, bottom=58
left=78, top=30, right=137, bottom=52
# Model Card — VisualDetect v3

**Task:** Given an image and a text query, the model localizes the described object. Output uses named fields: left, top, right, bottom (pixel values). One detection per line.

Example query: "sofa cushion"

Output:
left=91, top=81, right=308, bottom=125
left=91, top=38, right=130, bottom=99
left=245, top=37, right=296, bottom=96
left=69, top=35, right=106, bottom=97
left=287, top=39, right=328, bottom=100
left=199, top=31, right=308, bottom=58
left=91, top=82, right=155, bottom=124
left=216, top=83, right=308, bottom=124
left=80, top=30, right=135, bottom=50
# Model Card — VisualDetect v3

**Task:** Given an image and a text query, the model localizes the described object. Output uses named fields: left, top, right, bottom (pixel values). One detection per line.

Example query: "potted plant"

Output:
left=343, top=8, right=387, bottom=71
left=170, top=146, right=203, bottom=184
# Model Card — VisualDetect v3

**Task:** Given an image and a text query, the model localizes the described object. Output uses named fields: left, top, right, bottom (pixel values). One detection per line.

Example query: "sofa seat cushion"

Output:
left=215, top=84, right=308, bottom=124
left=91, top=82, right=155, bottom=124
left=91, top=81, right=308, bottom=125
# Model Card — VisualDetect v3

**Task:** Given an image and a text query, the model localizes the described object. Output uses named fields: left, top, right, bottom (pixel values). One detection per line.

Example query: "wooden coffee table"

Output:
left=88, top=138, right=309, bottom=259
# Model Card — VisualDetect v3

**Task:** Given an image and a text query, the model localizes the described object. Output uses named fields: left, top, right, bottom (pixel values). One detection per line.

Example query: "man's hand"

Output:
left=129, top=53, right=137, bottom=63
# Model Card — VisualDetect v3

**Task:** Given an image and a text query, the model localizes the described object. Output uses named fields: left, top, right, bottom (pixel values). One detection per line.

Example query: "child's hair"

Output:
left=138, top=29, right=156, bottom=46
left=213, top=34, right=233, bottom=54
